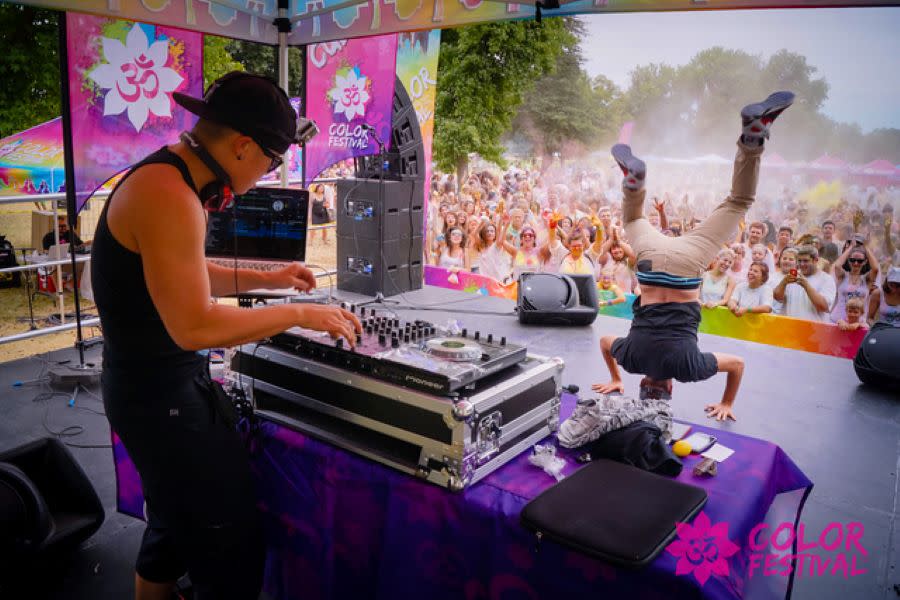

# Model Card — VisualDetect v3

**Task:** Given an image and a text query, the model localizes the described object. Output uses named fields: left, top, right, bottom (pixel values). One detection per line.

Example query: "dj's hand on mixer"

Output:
left=294, top=303, right=362, bottom=347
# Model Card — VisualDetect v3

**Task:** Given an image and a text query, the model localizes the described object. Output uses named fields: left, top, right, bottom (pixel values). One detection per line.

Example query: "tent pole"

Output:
left=57, top=12, right=87, bottom=364
left=300, top=44, right=307, bottom=189
left=277, top=0, right=290, bottom=189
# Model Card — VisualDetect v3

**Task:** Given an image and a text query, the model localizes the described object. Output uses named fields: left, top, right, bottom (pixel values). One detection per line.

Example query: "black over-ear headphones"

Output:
left=180, top=131, right=234, bottom=212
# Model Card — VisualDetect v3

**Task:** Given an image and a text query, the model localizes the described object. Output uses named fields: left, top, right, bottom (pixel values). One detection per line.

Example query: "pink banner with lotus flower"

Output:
left=65, top=13, right=203, bottom=213
left=304, top=35, right=398, bottom=184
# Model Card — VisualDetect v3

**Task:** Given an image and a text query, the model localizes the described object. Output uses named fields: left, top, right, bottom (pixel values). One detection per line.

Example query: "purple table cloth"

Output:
left=113, top=393, right=812, bottom=600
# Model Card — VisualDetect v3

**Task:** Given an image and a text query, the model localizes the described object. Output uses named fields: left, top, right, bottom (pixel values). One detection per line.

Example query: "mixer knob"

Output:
left=359, top=307, right=366, bottom=317
left=404, top=334, right=410, bottom=343
left=378, top=333, right=386, bottom=345
left=356, top=333, right=362, bottom=344
left=474, top=331, right=480, bottom=341
left=501, top=336, right=506, bottom=346
left=336, top=338, right=344, bottom=348
left=391, top=336, right=400, bottom=348
left=487, top=333, right=493, bottom=343
left=461, top=328, right=467, bottom=338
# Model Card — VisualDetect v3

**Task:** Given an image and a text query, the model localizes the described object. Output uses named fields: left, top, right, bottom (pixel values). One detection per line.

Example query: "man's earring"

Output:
left=237, top=155, right=243, bottom=161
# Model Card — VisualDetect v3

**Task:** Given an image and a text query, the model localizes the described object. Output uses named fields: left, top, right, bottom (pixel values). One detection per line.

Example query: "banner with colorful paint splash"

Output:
left=424, top=266, right=866, bottom=359
left=395, top=30, right=441, bottom=206
left=65, top=13, right=203, bottom=213
left=0, top=118, right=64, bottom=196
left=304, top=35, right=398, bottom=184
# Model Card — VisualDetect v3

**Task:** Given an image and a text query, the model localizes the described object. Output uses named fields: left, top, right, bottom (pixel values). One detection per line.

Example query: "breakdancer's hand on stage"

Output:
left=296, top=304, right=362, bottom=348
left=592, top=380, right=625, bottom=395
left=705, top=402, right=736, bottom=422
left=269, top=262, right=318, bottom=292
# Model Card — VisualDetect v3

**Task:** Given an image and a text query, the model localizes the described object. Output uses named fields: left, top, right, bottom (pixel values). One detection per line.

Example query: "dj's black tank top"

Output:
left=91, top=147, right=204, bottom=377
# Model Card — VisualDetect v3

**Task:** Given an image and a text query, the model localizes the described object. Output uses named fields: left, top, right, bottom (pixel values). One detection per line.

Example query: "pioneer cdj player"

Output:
left=268, top=304, right=527, bottom=395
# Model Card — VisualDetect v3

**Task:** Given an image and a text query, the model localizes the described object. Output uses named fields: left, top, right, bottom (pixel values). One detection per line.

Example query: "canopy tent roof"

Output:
left=0, top=117, right=64, bottom=195
left=809, top=154, right=849, bottom=170
left=857, top=159, right=898, bottom=175
left=13, top=0, right=899, bottom=46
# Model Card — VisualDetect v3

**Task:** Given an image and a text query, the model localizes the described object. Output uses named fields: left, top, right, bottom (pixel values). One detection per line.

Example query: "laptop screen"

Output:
left=205, top=187, right=309, bottom=261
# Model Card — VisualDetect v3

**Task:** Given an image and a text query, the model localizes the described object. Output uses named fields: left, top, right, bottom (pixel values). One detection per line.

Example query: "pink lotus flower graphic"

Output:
left=666, top=511, right=739, bottom=586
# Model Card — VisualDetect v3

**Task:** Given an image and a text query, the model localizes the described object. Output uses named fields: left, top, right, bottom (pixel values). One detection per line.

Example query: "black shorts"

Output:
left=610, top=300, right=718, bottom=383
left=103, top=366, right=264, bottom=599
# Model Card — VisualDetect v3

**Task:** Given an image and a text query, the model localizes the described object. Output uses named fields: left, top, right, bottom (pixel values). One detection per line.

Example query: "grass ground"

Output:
left=1, top=199, right=336, bottom=363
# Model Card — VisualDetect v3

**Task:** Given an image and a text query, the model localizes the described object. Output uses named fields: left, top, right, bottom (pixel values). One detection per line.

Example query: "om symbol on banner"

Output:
left=328, top=66, right=370, bottom=121
left=88, top=24, right=184, bottom=132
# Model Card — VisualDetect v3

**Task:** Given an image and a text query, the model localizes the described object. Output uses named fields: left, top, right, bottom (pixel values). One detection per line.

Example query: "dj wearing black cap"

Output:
left=91, top=72, right=361, bottom=599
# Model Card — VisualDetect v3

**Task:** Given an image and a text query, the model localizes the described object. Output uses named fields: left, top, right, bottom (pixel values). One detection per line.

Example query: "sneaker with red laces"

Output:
left=740, top=91, right=795, bottom=146
left=611, top=144, right=646, bottom=191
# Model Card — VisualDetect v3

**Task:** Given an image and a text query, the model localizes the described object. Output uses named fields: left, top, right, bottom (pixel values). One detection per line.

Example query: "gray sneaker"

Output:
left=611, top=144, right=646, bottom=191
left=558, top=396, right=606, bottom=448
left=741, top=91, right=795, bottom=146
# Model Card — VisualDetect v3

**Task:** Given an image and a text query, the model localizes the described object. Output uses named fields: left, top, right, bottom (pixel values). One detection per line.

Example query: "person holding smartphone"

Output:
left=772, top=244, right=837, bottom=322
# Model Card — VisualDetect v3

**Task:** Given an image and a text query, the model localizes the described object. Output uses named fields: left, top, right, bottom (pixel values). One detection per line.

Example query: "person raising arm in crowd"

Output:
left=831, top=239, right=879, bottom=324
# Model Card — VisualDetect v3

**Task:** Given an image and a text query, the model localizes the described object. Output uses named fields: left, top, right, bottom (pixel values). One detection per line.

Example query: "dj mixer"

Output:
left=269, top=303, right=528, bottom=395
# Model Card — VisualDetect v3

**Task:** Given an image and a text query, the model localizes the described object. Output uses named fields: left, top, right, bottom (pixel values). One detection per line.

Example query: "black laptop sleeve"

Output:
left=520, top=458, right=708, bottom=568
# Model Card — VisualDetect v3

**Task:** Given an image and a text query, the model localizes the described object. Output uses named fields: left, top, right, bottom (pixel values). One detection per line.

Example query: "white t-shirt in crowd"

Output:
left=731, top=282, right=773, bottom=310
left=780, top=270, right=837, bottom=322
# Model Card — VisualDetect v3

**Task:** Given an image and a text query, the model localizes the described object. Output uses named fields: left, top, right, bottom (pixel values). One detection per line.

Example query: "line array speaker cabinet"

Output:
left=338, top=75, right=426, bottom=298
left=336, top=178, right=424, bottom=296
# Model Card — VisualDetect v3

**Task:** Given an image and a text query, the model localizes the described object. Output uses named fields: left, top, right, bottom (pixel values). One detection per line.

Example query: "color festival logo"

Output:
left=88, top=23, right=184, bottom=132
left=325, top=65, right=372, bottom=150
left=668, top=512, right=869, bottom=587
left=667, top=511, right=740, bottom=585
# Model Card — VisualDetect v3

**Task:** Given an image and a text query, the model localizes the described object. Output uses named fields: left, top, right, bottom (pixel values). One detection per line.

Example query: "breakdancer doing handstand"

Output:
left=593, top=92, right=795, bottom=421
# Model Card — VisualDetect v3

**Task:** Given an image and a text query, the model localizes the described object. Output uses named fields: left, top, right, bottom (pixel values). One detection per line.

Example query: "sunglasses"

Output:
left=848, top=258, right=866, bottom=264
left=258, top=143, right=284, bottom=172
left=521, top=233, right=535, bottom=239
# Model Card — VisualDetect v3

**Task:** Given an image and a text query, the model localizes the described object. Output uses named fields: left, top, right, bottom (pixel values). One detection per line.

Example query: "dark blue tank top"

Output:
left=91, top=147, right=205, bottom=377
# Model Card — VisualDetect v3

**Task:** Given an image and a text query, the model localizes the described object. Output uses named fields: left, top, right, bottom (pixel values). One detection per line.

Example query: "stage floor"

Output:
left=1, top=285, right=897, bottom=599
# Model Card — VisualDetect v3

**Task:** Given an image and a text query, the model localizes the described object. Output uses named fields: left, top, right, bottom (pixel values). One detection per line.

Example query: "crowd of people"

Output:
left=426, top=157, right=899, bottom=328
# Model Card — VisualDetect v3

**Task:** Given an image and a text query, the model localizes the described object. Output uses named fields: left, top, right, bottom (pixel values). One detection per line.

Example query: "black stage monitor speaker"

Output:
left=853, top=324, right=900, bottom=390
left=517, top=273, right=598, bottom=326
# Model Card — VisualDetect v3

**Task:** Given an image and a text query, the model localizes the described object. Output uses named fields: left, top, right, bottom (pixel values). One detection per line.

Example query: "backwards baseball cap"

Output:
left=173, top=71, right=318, bottom=155
left=887, top=266, right=900, bottom=284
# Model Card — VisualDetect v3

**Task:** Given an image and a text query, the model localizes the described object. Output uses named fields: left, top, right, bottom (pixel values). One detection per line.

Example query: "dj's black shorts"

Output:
left=611, top=333, right=719, bottom=383
left=103, top=367, right=264, bottom=599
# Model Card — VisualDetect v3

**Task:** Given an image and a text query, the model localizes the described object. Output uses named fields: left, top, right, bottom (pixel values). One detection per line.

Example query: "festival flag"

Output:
left=304, top=35, right=398, bottom=183
left=395, top=29, right=442, bottom=205
left=65, top=13, right=203, bottom=213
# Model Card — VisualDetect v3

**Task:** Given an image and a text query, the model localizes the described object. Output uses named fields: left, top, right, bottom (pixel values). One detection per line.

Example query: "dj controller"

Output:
left=269, top=303, right=528, bottom=395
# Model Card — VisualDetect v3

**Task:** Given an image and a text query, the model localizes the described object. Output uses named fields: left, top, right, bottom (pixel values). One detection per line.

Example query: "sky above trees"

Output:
left=579, top=7, right=900, bottom=133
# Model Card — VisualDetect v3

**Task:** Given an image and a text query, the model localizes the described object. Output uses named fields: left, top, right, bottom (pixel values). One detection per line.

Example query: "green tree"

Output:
left=0, top=5, right=59, bottom=139
left=226, top=40, right=304, bottom=97
left=433, top=17, right=574, bottom=180
left=513, top=19, right=621, bottom=159
left=203, top=35, right=244, bottom=89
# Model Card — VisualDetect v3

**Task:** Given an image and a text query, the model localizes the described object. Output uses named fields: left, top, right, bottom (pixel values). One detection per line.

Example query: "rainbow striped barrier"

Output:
left=424, top=266, right=866, bottom=360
